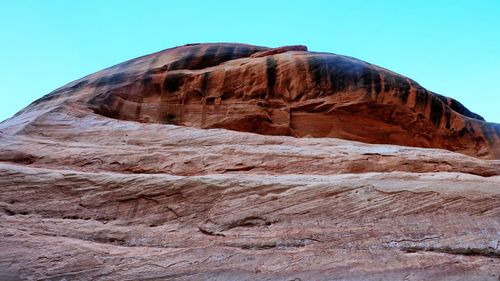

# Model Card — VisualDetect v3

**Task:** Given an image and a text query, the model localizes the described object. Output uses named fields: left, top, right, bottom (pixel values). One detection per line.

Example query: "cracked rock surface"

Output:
left=0, top=43, right=499, bottom=280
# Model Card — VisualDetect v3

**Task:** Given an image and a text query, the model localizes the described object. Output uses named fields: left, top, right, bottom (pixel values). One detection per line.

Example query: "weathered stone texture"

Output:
left=1, top=43, right=499, bottom=280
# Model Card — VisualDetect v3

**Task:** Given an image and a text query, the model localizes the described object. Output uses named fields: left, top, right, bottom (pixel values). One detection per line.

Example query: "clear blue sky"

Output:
left=1, top=0, right=499, bottom=122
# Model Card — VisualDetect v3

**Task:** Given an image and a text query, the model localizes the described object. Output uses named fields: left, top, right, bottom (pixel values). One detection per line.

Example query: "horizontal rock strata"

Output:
left=1, top=107, right=499, bottom=280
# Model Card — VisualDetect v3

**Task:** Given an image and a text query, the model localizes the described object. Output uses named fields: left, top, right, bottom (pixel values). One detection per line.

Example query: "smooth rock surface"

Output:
left=0, top=43, right=499, bottom=280
left=12, top=43, right=500, bottom=159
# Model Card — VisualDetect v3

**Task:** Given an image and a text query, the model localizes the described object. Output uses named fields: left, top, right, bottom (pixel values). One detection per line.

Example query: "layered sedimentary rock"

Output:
left=16, top=43, right=499, bottom=159
left=0, top=43, right=499, bottom=280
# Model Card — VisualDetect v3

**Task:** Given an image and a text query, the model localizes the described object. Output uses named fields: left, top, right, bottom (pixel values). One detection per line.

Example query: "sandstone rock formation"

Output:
left=14, top=43, right=499, bottom=159
left=0, top=43, right=499, bottom=280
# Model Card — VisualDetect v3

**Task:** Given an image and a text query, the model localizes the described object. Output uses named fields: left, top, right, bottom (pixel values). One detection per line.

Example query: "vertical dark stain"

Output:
left=107, top=93, right=125, bottom=119
left=361, top=69, right=373, bottom=96
left=163, top=73, right=186, bottom=93
left=192, top=45, right=220, bottom=70
left=422, top=90, right=429, bottom=111
left=434, top=93, right=448, bottom=105
left=266, top=57, right=277, bottom=98
left=398, top=78, right=410, bottom=104
left=306, top=56, right=323, bottom=86
left=458, top=127, right=467, bottom=137
left=373, top=73, right=382, bottom=97
left=444, top=107, right=451, bottom=129
left=234, top=45, right=254, bottom=58
left=164, top=113, right=177, bottom=124
left=166, top=61, right=179, bottom=71
left=180, top=45, right=206, bottom=70
left=447, top=96, right=485, bottom=121
left=415, top=89, right=429, bottom=112
left=141, top=71, right=156, bottom=98
left=88, top=70, right=123, bottom=118
left=167, top=44, right=259, bottom=71
left=431, top=92, right=485, bottom=121
left=481, top=123, right=500, bottom=155
left=143, top=72, right=153, bottom=87
left=429, top=97, right=444, bottom=127
left=189, top=44, right=209, bottom=69
left=162, top=73, right=186, bottom=123
left=167, top=45, right=201, bottom=70
left=213, top=45, right=235, bottom=66
left=383, top=73, right=394, bottom=92
left=200, top=72, right=211, bottom=94
left=326, top=56, right=350, bottom=94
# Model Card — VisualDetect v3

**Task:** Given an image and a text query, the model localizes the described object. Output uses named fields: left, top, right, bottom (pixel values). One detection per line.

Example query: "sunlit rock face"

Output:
left=0, top=43, right=499, bottom=280
left=17, top=42, right=498, bottom=159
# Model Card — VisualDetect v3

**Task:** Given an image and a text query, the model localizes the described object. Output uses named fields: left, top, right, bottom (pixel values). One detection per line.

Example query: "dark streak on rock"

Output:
left=373, top=72, right=382, bottom=96
left=361, top=69, right=374, bottom=96
left=167, top=45, right=202, bottom=71
left=200, top=72, right=211, bottom=94
left=165, top=45, right=265, bottom=72
left=383, top=73, right=394, bottom=93
left=88, top=92, right=119, bottom=119
left=326, top=56, right=355, bottom=94
left=95, top=73, right=128, bottom=87
left=444, top=107, right=451, bottom=129
left=163, top=73, right=186, bottom=93
left=306, top=56, right=324, bottom=86
left=193, top=45, right=220, bottom=70
left=212, top=46, right=235, bottom=68
left=266, top=57, right=277, bottom=98
left=430, top=97, right=444, bottom=127
left=415, top=89, right=429, bottom=111
left=398, top=79, right=411, bottom=104
left=434, top=92, right=485, bottom=121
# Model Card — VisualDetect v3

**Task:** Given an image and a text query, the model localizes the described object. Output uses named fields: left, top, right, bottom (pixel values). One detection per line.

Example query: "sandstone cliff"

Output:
left=0, top=43, right=499, bottom=280
left=12, top=43, right=499, bottom=159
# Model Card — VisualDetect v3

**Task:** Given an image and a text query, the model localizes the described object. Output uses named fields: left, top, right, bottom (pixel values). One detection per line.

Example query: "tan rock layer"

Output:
left=1, top=105, right=499, bottom=176
left=0, top=108, right=499, bottom=279
left=1, top=161, right=499, bottom=280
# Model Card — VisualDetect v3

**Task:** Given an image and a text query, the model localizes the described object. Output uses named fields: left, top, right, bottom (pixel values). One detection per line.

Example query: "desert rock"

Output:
left=0, top=43, right=499, bottom=280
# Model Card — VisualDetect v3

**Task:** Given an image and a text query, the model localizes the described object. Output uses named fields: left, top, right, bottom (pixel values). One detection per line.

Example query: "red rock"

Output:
left=0, top=43, right=499, bottom=280
left=13, top=43, right=498, bottom=159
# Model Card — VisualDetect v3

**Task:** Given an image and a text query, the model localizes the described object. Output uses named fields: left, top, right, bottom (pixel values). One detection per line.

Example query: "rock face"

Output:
left=0, top=43, right=499, bottom=280
left=17, top=43, right=499, bottom=159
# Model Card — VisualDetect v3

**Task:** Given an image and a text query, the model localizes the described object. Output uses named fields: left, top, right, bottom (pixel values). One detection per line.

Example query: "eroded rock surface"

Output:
left=0, top=43, right=499, bottom=280
left=14, top=43, right=500, bottom=158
